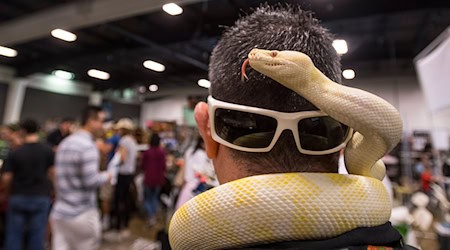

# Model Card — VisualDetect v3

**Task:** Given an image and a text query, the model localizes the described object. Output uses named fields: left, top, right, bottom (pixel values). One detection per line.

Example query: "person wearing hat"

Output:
left=110, top=118, right=138, bottom=238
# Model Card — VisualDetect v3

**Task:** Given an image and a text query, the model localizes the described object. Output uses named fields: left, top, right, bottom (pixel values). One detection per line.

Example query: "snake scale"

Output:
left=169, top=49, right=403, bottom=250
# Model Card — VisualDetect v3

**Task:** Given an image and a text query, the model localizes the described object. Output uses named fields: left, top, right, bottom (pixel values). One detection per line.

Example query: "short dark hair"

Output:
left=20, top=119, right=39, bottom=134
left=209, top=5, right=341, bottom=174
left=149, top=133, right=161, bottom=147
left=80, top=106, right=103, bottom=126
left=61, top=117, right=75, bottom=124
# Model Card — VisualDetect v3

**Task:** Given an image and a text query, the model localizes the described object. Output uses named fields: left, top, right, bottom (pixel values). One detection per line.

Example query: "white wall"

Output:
left=345, top=75, right=431, bottom=132
left=140, top=96, right=187, bottom=126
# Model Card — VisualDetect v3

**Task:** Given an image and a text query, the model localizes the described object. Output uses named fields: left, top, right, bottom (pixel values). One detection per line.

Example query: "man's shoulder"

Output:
left=240, top=223, right=417, bottom=250
left=8, top=144, right=30, bottom=157
left=237, top=245, right=417, bottom=250
left=58, top=133, right=95, bottom=151
left=30, top=142, right=53, bottom=153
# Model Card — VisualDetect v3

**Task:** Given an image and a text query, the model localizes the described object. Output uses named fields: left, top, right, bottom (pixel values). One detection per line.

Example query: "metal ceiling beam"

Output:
left=105, top=25, right=208, bottom=71
left=323, top=8, right=450, bottom=36
left=0, top=0, right=205, bottom=45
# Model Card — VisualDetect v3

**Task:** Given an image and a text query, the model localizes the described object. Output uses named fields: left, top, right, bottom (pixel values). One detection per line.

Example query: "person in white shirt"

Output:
left=176, top=137, right=216, bottom=209
left=111, top=118, right=137, bottom=238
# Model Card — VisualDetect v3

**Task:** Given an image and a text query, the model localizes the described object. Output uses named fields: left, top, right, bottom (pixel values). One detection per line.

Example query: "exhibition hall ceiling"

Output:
left=0, top=0, right=449, bottom=93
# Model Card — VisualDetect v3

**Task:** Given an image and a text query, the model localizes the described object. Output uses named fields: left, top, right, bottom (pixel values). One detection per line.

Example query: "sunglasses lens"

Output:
left=298, top=116, right=349, bottom=151
left=214, top=109, right=277, bottom=149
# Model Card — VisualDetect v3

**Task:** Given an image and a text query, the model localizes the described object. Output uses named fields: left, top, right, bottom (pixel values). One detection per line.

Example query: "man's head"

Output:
left=19, top=119, right=39, bottom=135
left=195, top=5, right=341, bottom=183
left=0, top=126, right=12, bottom=141
left=81, top=106, right=105, bottom=136
left=59, top=117, right=75, bottom=135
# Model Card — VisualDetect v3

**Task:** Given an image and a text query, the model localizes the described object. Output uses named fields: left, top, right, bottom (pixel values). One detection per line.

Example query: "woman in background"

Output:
left=175, top=137, right=215, bottom=210
left=141, top=134, right=166, bottom=226
left=112, top=118, right=138, bottom=237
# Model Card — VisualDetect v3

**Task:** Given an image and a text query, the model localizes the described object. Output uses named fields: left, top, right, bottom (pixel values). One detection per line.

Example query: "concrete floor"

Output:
left=100, top=216, right=165, bottom=250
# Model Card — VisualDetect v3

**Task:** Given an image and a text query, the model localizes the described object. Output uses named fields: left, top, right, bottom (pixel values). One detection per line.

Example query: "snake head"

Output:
left=246, top=49, right=315, bottom=87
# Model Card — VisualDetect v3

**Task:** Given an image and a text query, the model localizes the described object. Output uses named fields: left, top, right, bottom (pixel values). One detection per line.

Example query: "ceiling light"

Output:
left=149, top=84, right=159, bottom=92
left=162, top=3, right=183, bottom=16
left=52, top=70, right=74, bottom=80
left=138, top=86, right=147, bottom=93
left=88, top=69, right=110, bottom=80
left=143, top=60, right=165, bottom=72
left=332, top=39, right=348, bottom=55
left=342, top=69, right=355, bottom=80
left=0, top=46, right=17, bottom=57
left=198, top=79, right=211, bottom=88
left=51, top=29, right=77, bottom=42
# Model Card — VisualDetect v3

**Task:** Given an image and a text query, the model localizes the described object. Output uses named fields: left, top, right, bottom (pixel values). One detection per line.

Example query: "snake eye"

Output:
left=271, top=51, right=278, bottom=57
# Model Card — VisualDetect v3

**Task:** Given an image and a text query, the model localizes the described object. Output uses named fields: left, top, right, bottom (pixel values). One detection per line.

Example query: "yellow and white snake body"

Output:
left=169, top=49, right=403, bottom=250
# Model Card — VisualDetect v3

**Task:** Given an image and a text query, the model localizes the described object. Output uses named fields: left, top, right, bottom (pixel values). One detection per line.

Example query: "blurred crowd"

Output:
left=0, top=107, right=217, bottom=250
left=0, top=108, right=449, bottom=250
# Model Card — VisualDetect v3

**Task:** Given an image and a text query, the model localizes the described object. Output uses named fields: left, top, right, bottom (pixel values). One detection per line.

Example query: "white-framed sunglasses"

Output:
left=208, top=96, right=353, bottom=155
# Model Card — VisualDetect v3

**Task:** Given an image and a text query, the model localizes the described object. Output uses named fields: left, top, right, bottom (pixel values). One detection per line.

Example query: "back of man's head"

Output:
left=209, top=5, right=341, bottom=175
left=149, top=133, right=161, bottom=147
left=80, top=106, right=103, bottom=126
left=61, top=117, right=75, bottom=124
left=20, top=119, right=39, bottom=135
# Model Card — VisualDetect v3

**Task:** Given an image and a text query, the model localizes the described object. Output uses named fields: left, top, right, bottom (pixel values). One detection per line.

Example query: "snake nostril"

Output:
left=271, top=51, right=277, bottom=57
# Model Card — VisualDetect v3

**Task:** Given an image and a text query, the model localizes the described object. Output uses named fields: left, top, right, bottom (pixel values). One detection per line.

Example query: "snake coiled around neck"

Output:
left=169, top=49, right=403, bottom=250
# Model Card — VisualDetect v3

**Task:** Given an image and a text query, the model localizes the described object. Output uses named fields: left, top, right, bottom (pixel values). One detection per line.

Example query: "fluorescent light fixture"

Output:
left=162, top=3, right=183, bottom=15
left=332, top=39, right=348, bottom=55
left=342, top=69, right=355, bottom=80
left=149, top=84, right=159, bottom=92
left=0, top=46, right=17, bottom=57
left=51, top=29, right=77, bottom=42
left=52, top=70, right=74, bottom=80
left=88, top=69, right=110, bottom=80
left=143, top=60, right=165, bottom=72
left=198, top=79, right=211, bottom=88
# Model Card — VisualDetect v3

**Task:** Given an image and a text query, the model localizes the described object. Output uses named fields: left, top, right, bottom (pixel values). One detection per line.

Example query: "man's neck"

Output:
left=59, top=127, right=67, bottom=136
left=24, top=134, right=39, bottom=143
left=80, top=127, right=94, bottom=136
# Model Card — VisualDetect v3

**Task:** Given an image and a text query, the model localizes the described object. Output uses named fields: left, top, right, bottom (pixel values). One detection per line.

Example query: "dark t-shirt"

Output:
left=246, top=222, right=416, bottom=250
left=3, top=142, right=54, bottom=196
left=46, top=129, right=66, bottom=147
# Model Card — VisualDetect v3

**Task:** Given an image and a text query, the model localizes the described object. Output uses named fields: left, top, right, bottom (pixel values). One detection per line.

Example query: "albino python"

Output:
left=169, top=49, right=403, bottom=250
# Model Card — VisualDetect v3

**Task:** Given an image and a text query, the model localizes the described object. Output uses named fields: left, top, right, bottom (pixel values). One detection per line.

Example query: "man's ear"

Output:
left=194, top=102, right=219, bottom=159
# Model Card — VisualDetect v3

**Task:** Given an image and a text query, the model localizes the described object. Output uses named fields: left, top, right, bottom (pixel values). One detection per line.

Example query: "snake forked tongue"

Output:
left=241, top=58, right=250, bottom=81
